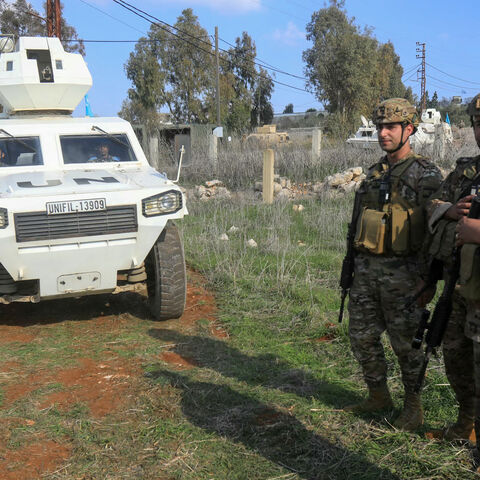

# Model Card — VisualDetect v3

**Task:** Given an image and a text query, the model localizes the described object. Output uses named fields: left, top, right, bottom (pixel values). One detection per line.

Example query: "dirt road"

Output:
left=0, top=272, right=221, bottom=479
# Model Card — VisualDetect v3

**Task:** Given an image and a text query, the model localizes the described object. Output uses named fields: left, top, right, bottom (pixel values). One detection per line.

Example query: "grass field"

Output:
left=2, top=133, right=479, bottom=479
left=175, top=193, right=476, bottom=480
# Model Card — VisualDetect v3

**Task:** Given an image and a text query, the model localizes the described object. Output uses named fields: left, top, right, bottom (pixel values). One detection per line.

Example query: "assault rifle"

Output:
left=338, top=192, right=362, bottom=323
left=412, top=195, right=480, bottom=393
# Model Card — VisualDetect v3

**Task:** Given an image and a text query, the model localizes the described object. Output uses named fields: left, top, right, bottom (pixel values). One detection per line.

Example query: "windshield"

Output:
left=60, top=134, right=137, bottom=164
left=0, top=136, right=42, bottom=167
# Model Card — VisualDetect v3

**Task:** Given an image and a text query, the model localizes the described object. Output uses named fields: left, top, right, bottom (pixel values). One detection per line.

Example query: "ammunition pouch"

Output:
left=354, top=208, right=387, bottom=254
left=354, top=205, right=424, bottom=256
left=427, top=219, right=457, bottom=264
left=459, top=244, right=480, bottom=301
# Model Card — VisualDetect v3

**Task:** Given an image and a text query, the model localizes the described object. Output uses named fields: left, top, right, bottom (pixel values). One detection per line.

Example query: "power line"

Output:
left=111, top=0, right=309, bottom=93
left=217, top=36, right=306, bottom=81
left=77, top=0, right=145, bottom=35
left=402, top=63, right=421, bottom=79
left=113, top=0, right=307, bottom=83
left=426, top=62, right=480, bottom=86
left=428, top=74, right=479, bottom=91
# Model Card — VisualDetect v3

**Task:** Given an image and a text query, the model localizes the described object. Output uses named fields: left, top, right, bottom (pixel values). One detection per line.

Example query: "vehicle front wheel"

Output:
left=145, top=222, right=186, bottom=321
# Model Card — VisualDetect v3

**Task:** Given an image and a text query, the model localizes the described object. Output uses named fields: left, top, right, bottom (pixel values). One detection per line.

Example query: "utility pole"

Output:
left=46, top=0, right=61, bottom=39
left=215, top=26, right=221, bottom=127
left=416, top=42, right=426, bottom=112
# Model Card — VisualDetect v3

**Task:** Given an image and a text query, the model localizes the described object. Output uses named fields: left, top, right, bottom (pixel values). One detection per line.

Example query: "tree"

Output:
left=251, top=67, right=274, bottom=127
left=124, top=9, right=215, bottom=125
left=303, top=0, right=411, bottom=137
left=428, top=91, right=439, bottom=109
left=0, top=0, right=84, bottom=55
left=220, top=32, right=258, bottom=132
left=218, top=31, right=274, bottom=131
left=123, top=15, right=274, bottom=131
left=283, top=103, right=294, bottom=114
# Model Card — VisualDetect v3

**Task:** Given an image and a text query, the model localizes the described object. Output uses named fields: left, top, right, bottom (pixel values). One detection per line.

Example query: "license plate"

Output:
left=46, top=198, right=107, bottom=215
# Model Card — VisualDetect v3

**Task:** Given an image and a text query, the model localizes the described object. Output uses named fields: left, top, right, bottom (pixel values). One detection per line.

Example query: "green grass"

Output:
left=173, top=194, right=476, bottom=479
left=0, top=192, right=476, bottom=479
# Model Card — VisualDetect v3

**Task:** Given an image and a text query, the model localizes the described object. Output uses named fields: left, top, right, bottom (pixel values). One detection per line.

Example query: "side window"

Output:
left=60, top=134, right=137, bottom=164
left=0, top=137, right=43, bottom=167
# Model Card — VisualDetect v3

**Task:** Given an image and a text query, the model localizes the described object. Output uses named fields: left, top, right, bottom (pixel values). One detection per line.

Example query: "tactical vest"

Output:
left=353, top=154, right=426, bottom=256
left=429, top=156, right=480, bottom=263
left=459, top=244, right=480, bottom=301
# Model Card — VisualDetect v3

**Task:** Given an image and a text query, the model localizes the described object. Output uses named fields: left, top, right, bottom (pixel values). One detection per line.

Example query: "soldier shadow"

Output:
left=148, top=327, right=363, bottom=411
left=0, top=290, right=151, bottom=326
left=148, top=368, right=402, bottom=480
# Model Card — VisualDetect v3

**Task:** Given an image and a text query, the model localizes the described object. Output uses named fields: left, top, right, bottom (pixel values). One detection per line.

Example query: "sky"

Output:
left=24, top=0, right=480, bottom=118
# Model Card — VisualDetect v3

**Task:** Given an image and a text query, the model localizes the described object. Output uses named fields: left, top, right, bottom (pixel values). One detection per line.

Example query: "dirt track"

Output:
left=0, top=272, right=221, bottom=479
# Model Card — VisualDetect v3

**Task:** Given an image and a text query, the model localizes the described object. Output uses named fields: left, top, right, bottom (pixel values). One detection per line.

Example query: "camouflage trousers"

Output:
left=348, top=253, right=424, bottom=392
left=442, top=292, right=475, bottom=415
left=462, top=300, right=480, bottom=451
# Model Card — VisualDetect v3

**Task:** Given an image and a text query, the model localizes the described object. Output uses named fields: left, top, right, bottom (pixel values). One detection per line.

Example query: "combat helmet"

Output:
left=373, top=98, right=419, bottom=133
left=467, top=93, right=480, bottom=124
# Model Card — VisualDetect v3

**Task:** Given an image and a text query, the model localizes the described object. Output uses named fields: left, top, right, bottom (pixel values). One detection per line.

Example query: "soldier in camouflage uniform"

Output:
left=426, top=93, right=480, bottom=443
left=346, top=98, right=443, bottom=431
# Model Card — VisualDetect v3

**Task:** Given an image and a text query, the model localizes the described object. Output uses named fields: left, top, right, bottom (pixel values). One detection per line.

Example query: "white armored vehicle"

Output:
left=0, top=35, right=187, bottom=320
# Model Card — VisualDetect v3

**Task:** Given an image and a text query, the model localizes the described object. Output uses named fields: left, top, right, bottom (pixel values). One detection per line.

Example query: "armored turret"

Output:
left=0, top=35, right=92, bottom=116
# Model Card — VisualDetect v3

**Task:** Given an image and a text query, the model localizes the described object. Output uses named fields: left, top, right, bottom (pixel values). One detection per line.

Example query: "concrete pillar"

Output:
left=312, top=128, right=322, bottom=161
left=263, top=149, right=274, bottom=204
left=149, top=135, right=159, bottom=169
left=209, top=134, right=218, bottom=171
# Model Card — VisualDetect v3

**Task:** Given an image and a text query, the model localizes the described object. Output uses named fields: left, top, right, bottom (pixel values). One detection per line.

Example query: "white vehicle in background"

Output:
left=0, top=35, right=187, bottom=320
left=347, top=109, right=453, bottom=153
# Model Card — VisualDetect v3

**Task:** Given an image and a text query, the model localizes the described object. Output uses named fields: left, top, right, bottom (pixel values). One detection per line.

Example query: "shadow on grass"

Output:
left=148, top=368, right=401, bottom=480
left=148, top=328, right=361, bottom=410
left=0, top=291, right=151, bottom=326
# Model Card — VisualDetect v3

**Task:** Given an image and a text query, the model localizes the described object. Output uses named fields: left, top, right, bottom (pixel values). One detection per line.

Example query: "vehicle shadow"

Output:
left=0, top=290, right=151, bottom=326
left=148, top=368, right=401, bottom=480
left=148, top=328, right=361, bottom=411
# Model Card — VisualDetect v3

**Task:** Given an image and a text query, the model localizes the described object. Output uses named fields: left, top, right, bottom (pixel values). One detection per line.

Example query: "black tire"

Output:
left=145, top=221, right=186, bottom=321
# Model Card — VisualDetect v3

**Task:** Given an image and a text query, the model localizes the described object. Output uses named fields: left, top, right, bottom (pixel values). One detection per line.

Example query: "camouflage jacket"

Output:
left=359, top=153, right=443, bottom=209
left=426, top=156, right=480, bottom=263
left=354, top=152, right=442, bottom=272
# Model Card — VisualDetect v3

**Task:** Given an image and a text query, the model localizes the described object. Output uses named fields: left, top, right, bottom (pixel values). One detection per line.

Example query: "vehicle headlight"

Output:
left=0, top=208, right=8, bottom=228
left=142, top=190, right=183, bottom=217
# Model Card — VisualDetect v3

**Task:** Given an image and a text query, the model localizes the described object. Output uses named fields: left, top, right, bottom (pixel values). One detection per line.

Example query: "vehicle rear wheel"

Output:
left=145, top=221, right=186, bottom=321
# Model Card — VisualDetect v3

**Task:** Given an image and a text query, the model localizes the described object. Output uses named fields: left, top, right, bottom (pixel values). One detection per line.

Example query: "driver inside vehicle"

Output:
left=0, top=148, right=8, bottom=167
left=88, top=142, right=120, bottom=162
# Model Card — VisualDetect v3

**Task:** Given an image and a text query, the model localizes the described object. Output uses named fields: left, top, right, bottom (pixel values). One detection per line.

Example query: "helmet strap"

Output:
left=389, top=123, right=409, bottom=153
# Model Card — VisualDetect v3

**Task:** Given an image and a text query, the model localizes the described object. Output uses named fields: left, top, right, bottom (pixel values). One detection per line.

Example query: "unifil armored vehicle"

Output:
left=0, top=35, right=187, bottom=320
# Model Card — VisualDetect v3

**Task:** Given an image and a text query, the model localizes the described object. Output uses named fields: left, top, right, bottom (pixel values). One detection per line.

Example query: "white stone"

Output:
left=215, top=187, right=232, bottom=199
left=275, top=189, right=290, bottom=201
left=348, top=167, right=363, bottom=177
left=273, top=183, right=283, bottom=194
left=228, top=225, right=239, bottom=233
left=339, top=181, right=357, bottom=194
left=219, top=233, right=229, bottom=241
left=246, top=239, right=258, bottom=248
left=205, top=179, right=223, bottom=188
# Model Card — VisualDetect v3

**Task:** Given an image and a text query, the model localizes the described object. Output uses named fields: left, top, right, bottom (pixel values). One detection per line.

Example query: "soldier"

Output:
left=426, top=93, right=480, bottom=443
left=345, top=98, right=443, bottom=431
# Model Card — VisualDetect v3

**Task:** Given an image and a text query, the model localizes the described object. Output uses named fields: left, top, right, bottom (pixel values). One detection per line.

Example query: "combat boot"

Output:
left=394, top=391, right=423, bottom=432
left=444, top=405, right=475, bottom=442
left=344, top=383, right=393, bottom=413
